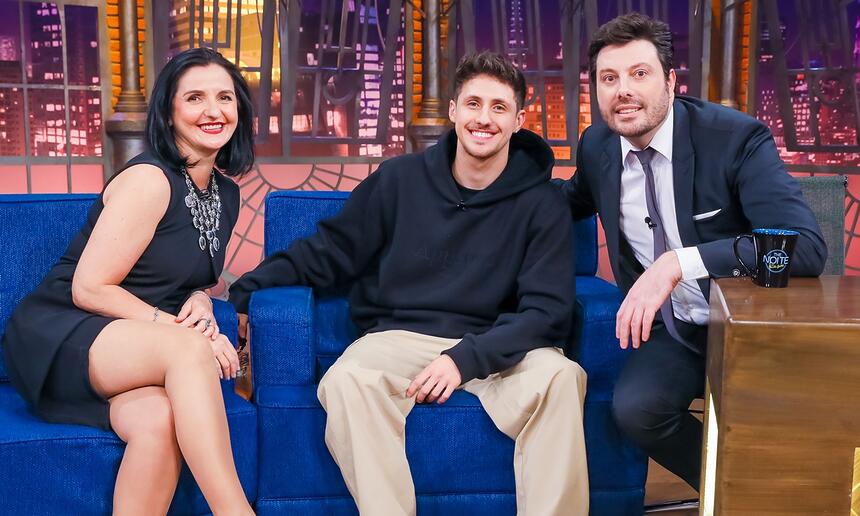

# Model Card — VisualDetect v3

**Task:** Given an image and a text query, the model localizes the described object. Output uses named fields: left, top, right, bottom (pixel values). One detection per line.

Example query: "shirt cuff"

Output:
left=674, top=246, right=709, bottom=280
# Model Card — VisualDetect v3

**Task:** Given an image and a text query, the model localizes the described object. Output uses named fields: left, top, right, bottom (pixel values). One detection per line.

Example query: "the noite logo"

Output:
left=763, top=249, right=789, bottom=273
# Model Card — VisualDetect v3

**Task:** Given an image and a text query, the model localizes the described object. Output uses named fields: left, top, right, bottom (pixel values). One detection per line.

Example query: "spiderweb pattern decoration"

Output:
left=209, top=162, right=376, bottom=296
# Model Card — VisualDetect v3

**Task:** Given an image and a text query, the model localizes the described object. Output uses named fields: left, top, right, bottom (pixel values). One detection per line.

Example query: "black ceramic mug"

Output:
left=733, top=229, right=799, bottom=288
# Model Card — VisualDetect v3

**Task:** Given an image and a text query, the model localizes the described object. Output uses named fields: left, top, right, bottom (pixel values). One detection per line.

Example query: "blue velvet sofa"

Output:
left=0, top=194, right=257, bottom=515
left=0, top=191, right=646, bottom=515
left=248, top=191, right=647, bottom=515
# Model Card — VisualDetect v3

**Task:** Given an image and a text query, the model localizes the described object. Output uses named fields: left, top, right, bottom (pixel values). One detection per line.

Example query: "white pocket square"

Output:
left=693, top=208, right=722, bottom=221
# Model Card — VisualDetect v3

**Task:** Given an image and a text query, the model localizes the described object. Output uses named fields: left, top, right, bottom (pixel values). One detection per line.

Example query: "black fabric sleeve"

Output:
left=442, top=193, right=575, bottom=382
left=552, top=128, right=599, bottom=220
left=228, top=171, right=387, bottom=313
left=697, top=122, right=827, bottom=277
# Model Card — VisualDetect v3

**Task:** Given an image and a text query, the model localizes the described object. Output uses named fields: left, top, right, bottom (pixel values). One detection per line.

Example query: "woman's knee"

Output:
left=171, top=330, right=215, bottom=369
left=111, top=387, right=177, bottom=447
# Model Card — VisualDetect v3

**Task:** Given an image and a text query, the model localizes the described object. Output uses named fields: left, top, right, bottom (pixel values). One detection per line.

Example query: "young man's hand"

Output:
left=407, top=355, right=461, bottom=404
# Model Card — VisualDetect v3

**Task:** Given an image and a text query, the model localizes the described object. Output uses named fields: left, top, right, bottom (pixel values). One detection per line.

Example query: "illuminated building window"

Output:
left=0, top=1, right=105, bottom=193
left=159, top=0, right=407, bottom=159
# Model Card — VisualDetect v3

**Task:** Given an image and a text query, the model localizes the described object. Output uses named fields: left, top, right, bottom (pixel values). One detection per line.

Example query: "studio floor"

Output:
left=645, top=459, right=698, bottom=515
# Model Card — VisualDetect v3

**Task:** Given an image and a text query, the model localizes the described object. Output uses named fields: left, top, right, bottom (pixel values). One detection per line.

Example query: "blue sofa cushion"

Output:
left=256, top=494, right=518, bottom=516
left=254, top=485, right=643, bottom=515
left=255, top=383, right=645, bottom=512
left=257, top=386, right=514, bottom=500
left=571, top=276, right=635, bottom=402
left=0, top=383, right=257, bottom=514
left=255, top=494, right=518, bottom=516
left=0, top=194, right=99, bottom=382
left=0, top=384, right=121, bottom=514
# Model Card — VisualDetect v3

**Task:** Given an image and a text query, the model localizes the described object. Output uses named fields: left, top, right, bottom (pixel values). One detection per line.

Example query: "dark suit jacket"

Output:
left=559, top=96, right=827, bottom=303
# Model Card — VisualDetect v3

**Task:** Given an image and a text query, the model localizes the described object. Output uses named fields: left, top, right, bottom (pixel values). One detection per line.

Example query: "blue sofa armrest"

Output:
left=248, top=286, right=316, bottom=388
left=570, top=276, right=632, bottom=402
left=212, top=298, right=238, bottom=345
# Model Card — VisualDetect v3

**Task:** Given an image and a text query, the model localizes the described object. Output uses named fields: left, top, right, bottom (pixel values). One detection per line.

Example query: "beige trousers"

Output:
left=317, top=330, right=589, bottom=516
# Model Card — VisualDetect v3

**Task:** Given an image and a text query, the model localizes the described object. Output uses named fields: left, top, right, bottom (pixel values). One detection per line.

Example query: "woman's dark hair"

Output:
left=145, top=47, right=254, bottom=177
left=588, top=12, right=674, bottom=85
left=453, top=51, right=527, bottom=110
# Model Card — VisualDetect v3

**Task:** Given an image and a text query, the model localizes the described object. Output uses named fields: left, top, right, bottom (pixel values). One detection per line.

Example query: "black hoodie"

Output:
left=229, top=129, right=574, bottom=382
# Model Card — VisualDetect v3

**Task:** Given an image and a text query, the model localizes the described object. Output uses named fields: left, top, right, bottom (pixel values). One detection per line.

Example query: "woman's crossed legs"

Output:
left=88, top=320, right=252, bottom=516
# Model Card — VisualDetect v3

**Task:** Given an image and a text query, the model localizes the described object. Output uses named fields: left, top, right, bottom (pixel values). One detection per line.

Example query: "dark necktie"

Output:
left=631, top=148, right=685, bottom=344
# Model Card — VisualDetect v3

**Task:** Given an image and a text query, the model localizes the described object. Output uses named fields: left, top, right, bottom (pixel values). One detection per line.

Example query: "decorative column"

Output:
left=720, top=0, right=740, bottom=109
left=409, top=0, right=448, bottom=151
left=105, top=0, right=147, bottom=176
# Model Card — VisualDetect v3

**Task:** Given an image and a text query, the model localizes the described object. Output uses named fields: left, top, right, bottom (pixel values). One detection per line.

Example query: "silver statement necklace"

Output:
left=182, top=168, right=222, bottom=257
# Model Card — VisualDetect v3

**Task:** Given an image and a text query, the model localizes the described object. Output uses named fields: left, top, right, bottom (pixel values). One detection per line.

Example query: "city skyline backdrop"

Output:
left=0, top=0, right=856, bottom=277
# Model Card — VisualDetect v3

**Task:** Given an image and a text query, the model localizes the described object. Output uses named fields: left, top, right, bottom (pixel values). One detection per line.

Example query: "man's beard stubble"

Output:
left=603, top=85, right=673, bottom=140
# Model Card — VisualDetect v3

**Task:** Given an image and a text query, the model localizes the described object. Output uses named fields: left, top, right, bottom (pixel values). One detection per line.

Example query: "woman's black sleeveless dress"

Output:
left=1, top=151, right=240, bottom=430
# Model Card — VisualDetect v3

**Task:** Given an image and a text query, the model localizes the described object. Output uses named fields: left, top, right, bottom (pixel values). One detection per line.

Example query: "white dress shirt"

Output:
left=618, top=107, right=710, bottom=325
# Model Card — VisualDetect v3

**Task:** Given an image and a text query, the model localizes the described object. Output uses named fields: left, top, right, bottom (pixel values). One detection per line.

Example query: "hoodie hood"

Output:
left=423, top=128, right=555, bottom=206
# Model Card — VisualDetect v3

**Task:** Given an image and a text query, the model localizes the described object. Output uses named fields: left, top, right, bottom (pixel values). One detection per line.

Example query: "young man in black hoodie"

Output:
left=229, top=51, right=588, bottom=516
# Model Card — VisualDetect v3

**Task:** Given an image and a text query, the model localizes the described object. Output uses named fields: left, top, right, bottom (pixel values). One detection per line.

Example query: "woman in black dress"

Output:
left=2, top=48, right=255, bottom=515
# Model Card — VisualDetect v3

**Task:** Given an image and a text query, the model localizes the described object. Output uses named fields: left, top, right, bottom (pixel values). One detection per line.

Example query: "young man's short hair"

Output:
left=588, top=12, right=674, bottom=85
left=453, top=51, right=527, bottom=110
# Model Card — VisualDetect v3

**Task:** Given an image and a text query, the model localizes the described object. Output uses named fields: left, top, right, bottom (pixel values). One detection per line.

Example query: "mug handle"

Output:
left=733, top=234, right=756, bottom=278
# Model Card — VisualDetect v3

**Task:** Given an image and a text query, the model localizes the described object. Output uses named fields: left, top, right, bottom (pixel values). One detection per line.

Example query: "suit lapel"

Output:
left=672, top=101, right=711, bottom=301
left=600, top=137, right=625, bottom=287
left=672, top=101, right=698, bottom=248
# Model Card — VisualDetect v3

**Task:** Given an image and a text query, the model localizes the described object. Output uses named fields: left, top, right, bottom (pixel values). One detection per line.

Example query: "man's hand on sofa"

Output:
left=407, top=355, right=462, bottom=405
left=616, top=250, right=682, bottom=349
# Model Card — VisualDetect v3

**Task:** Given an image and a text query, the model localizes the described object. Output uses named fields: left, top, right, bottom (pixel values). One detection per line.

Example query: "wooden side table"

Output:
left=702, top=276, right=860, bottom=515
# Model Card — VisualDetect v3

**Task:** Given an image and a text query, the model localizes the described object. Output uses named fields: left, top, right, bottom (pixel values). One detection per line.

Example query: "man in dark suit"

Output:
left=558, top=13, right=827, bottom=490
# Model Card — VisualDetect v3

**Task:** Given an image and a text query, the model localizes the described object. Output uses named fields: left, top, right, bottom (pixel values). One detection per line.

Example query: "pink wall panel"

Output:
left=253, top=164, right=319, bottom=191
left=70, top=165, right=103, bottom=193
left=30, top=165, right=67, bottom=193
left=0, top=165, right=28, bottom=193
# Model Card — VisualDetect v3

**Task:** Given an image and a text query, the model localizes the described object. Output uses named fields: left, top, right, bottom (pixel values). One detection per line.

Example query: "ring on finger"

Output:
left=202, top=318, right=212, bottom=329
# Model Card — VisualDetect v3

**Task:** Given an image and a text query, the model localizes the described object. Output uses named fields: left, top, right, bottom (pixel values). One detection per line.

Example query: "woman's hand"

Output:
left=210, top=334, right=240, bottom=380
left=175, top=291, right=219, bottom=340
left=237, top=313, right=248, bottom=343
